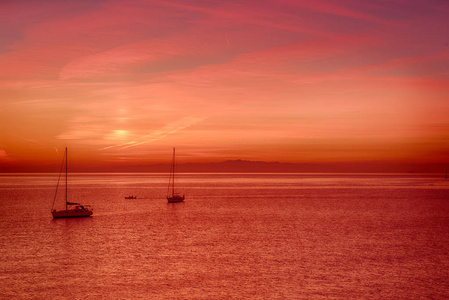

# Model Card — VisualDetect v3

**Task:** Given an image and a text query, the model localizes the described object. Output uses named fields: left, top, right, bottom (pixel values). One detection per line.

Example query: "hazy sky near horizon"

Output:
left=1, top=0, right=449, bottom=171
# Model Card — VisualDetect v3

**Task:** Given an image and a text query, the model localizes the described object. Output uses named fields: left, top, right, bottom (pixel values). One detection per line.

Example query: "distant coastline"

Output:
left=2, top=159, right=447, bottom=174
left=116, top=160, right=449, bottom=174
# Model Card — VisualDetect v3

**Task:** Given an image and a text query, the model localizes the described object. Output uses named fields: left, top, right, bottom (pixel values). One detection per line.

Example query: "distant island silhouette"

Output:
left=91, top=160, right=445, bottom=174
left=3, top=159, right=445, bottom=173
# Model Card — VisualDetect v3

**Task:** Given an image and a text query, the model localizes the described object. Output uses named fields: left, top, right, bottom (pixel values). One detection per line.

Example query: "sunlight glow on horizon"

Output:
left=1, top=0, right=448, bottom=172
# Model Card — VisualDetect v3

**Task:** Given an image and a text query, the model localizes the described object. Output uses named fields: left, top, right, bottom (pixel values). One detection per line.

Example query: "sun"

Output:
left=107, top=129, right=130, bottom=141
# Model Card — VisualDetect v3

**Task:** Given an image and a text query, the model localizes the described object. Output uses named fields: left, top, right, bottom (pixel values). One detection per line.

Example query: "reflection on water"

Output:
left=0, top=174, right=449, bottom=298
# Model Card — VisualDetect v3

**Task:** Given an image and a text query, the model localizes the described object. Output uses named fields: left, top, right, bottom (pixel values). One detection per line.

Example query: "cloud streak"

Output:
left=99, top=116, right=207, bottom=150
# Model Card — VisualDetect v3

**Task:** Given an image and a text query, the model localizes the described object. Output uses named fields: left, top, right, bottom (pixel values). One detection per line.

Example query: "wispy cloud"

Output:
left=100, top=116, right=206, bottom=150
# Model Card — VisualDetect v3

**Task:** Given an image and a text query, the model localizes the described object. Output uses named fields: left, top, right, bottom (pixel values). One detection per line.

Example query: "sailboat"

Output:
left=51, top=148, right=93, bottom=218
left=167, top=148, right=185, bottom=203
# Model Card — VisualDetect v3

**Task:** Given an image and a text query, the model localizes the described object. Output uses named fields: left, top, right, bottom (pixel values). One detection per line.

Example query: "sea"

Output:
left=0, top=173, right=448, bottom=299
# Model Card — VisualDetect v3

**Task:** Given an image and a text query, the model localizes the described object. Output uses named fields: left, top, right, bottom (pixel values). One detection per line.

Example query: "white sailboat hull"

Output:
left=51, top=206, right=93, bottom=218
left=167, top=195, right=185, bottom=203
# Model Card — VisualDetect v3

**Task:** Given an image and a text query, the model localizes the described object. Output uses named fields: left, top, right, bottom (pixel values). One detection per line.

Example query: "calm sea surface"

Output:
left=1, top=173, right=449, bottom=299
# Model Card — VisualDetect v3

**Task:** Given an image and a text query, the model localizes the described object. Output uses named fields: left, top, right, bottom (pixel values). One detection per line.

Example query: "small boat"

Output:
left=51, top=148, right=93, bottom=218
left=167, top=148, right=185, bottom=203
left=125, top=195, right=137, bottom=199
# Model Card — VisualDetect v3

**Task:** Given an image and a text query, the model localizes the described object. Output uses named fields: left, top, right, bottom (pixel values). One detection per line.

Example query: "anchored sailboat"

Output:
left=167, top=148, right=185, bottom=203
left=51, top=148, right=93, bottom=218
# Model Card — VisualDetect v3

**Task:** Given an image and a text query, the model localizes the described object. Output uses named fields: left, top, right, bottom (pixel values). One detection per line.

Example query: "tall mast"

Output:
left=65, top=147, right=68, bottom=210
left=172, top=148, right=175, bottom=194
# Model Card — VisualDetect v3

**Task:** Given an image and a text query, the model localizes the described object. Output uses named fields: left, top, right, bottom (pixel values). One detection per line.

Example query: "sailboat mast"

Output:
left=65, top=147, right=68, bottom=210
left=172, top=148, right=176, bottom=194
left=51, top=148, right=65, bottom=210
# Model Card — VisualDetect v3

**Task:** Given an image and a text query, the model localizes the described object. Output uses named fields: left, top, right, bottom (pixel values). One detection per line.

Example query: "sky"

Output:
left=1, top=0, right=449, bottom=172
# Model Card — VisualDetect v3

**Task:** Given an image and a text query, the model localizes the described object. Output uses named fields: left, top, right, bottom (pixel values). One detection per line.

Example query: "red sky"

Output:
left=1, top=0, right=449, bottom=172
